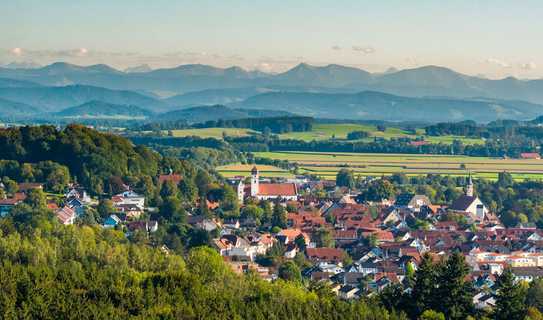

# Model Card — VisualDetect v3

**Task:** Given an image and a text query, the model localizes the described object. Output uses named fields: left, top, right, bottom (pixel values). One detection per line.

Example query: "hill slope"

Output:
left=0, top=85, right=168, bottom=112
left=155, top=105, right=294, bottom=123
left=237, top=91, right=543, bottom=122
left=55, top=100, right=153, bottom=119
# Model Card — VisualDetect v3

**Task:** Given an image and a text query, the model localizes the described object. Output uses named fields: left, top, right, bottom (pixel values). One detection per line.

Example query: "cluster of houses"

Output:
left=194, top=168, right=543, bottom=307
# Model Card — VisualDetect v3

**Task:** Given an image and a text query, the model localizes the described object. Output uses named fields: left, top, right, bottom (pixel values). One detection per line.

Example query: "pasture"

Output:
left=252, top=151, right=543, bottom=180
left=278, top=123, right=484, bottom=145
left=167, top=128, right=256, bottom=139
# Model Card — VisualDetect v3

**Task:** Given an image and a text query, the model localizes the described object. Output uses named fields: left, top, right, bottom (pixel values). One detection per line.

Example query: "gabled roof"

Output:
left=450, top=195, right=478, bottom=211
left=55, top=206, right=75, bottom=224
left=258, top=183, right=297, bottom=196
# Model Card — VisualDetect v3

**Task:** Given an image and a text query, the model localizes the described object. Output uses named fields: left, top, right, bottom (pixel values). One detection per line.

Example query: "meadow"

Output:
left=251, top=151, right=543, bottom=180
left=279, top=123, right=484, bottom=145
left=167, top=128, right=256, bottom=139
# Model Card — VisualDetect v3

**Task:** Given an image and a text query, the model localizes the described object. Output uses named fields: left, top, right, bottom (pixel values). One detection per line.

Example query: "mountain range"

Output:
left=2, top=61, right=543, bottom=122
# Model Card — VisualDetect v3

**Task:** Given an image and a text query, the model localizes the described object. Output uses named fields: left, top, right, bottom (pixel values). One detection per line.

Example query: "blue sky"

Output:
left=1, top=0, right=542, bottom=78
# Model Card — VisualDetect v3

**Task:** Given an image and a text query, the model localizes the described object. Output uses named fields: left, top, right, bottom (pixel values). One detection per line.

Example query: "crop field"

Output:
left=167, top=128, right=256, bottom=139
left=253, top=151, right=543, bottom=180
left=278, top=123, right=484, bottom=145
left=216, top=164, right=294, bottom=178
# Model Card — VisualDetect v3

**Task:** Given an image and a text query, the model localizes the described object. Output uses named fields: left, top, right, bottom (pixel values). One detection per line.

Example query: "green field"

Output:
left=278, top=123, right=484, bottom=145
left=167, top=128, right=256, bottom=139
left=216, top=164, right=294, bottom=178
left=252, top=151, right=543, bottom=180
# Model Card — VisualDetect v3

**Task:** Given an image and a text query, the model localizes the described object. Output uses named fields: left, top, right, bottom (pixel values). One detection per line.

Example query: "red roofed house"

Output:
left=56, top=206, right=76, bottom=225
left=242, top=167, right=298, bottom=201
left=306, top=247, right=346, bottom=264
left=520, top=152, right=541, bottom=160
left=158, top=173, right=183, bottom=185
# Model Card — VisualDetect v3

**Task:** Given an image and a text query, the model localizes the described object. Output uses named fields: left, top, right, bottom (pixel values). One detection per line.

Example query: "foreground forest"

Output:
left=0, top=215, right=398, bottom=319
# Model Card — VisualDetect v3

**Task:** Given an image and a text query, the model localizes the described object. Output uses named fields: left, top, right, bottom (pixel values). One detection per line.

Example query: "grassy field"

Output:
left=278, top=123, right=484, bottom=145
left=216, top=164, right=294, bottom=178
left=252, top=151, right=543, bottom=180
left=167, top=128, right=256, bottom=139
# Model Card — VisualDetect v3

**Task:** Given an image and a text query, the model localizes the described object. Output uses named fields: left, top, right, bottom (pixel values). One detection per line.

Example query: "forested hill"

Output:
left=0, top=125, right=169, bottom=194
left=0, top=217, right=397, bottom=319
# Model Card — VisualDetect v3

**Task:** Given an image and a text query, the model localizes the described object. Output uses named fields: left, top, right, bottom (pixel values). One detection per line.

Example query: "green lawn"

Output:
left=278, top=123, right=484, bottom=145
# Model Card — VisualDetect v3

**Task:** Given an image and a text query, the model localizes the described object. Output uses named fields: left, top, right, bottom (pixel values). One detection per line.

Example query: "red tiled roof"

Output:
left=520, top=152, right=541, bottom=159
left=306, top=247, right=346, bottom=262
left=410, top=140, right=429, bottom=147
left=258, top=183, right=297, bottom=196
left=158, top=174, right=183, bottom=185
left=55, top=207, right=75, bottom=224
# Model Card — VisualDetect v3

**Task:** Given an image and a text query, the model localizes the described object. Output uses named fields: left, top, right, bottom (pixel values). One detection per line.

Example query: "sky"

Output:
left=1, top=0, right=543, bottom=78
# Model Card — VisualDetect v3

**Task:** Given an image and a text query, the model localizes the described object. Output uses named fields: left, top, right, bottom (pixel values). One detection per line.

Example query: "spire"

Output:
left=251, top=166, right=259, bottom=175
left=466, top=172, right=474, bottom=197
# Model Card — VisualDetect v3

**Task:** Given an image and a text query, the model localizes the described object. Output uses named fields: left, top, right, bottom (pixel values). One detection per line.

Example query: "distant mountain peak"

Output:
left=124, top=64, right=152, bottom=73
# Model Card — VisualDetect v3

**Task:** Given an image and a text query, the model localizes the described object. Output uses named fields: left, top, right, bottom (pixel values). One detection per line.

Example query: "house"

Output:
left=338, top=285, right=360, bottom=299
left=116, top=203, right=143, bottom=219
left=277, top=228, right=311, bottom=246
left=0, top=193, right=26, bottom=216
left=395, top=194, right=431, bottom=212
left=512, top=267, right=543, bottom=282
left=158, top=173, right=183, bottom=185
left=17, top=182, right=43, bottom=193
left=55, top=206, right=76, bottom=225
left=112, top=190, right=145, bottom=210
left=520, top=152, right=541, bottom=160
left=238, top=167, right=298, bottom=201
left=65, top=186, right=91, bottom=204
left=127, top=220, right=158, bottom=233
left=188, top=215, right=220, bottom=231
left=449, top=176, right=488, bottom=222
left=103, top=214, right=121, bottom=228
left=306, top=247, right=346, bottom=264
left=213, top=234, right=258, bottom=261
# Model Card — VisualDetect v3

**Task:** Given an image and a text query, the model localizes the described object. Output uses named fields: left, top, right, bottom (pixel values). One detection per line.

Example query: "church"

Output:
left=234, top=166, right=298, bottom=203
left=449, top=175, right=490, bottom=223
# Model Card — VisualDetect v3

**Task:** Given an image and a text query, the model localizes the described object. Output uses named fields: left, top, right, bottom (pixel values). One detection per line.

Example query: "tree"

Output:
left=336, top=169, right=355, bottom=188
left=271, top=203, right=287, bottom=228
left=497, top=171, right=514, bottom=188
left=494, top=268, right=527, bottom=320
left=160, top=196, right=186, bottom=223
left=278, top=261, right=301, bottom=282
left=241, top=205, right=264, bottom=225
left=420, top=310, right=445, bottom=320
left=527, top=278, right=543, bottom=311
left=366, top=179, right=396, bottom=202
left=97, top=199, right=115, bottom=219
left=160, top=180, right=179, bottom=198
left=313, top=227, right=334, bottom=247
left=435, top=252, right=474, bottom=319
left=24, top=188, right=47, bottom=209
left=411, top=253, right=439, bottom=317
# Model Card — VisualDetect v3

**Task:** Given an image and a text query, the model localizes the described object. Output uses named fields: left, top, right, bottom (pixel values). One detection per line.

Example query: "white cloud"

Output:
left=352, top=45, right=375, bottom=54
left=331, top=45, right=341, bottom=51
left=485, top=58, right=511, bottom=68
left=11, top=47, right=23, bottom=56
left=519, top=62, right=537, bottom=70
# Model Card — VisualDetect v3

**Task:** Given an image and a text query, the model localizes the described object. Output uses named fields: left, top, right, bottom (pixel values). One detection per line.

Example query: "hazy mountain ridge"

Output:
left=3, top=62, right=543, bottom=104
left=0, top=84, right=168, bottom=112
left=155, top=105, right=295, bottom=123
left=236, top=90, right=543, bottom=122
left=55, top=100, right=153, bottom=119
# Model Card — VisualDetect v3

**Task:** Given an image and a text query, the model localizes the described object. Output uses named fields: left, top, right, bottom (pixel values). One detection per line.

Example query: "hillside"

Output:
left=0, top=84, right=168, bottom=112
left=155, top=105, right=294, bottom=123
left=237, top=90, right=543, bottom=122
left=0, top=97, right=40, bottom=117
left=55, top=100, right=153, bottom=119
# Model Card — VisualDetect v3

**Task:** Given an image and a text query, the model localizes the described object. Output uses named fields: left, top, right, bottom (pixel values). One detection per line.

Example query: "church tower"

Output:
left=251, top=166, right=259, bottom=196
left=466, top=173, right=474, bottom=197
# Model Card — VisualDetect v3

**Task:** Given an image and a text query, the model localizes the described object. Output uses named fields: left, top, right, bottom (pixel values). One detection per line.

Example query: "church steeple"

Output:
left=466, top=173, right=474, bottom=197
left=250, top=166, right=259, bottom=196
